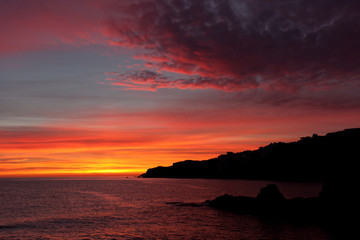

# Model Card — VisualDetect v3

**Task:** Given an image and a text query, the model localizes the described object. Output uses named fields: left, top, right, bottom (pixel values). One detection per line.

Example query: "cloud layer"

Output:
left=2, top=0, right=359, bottom=92
left=106, top=0, right=360, bottom=91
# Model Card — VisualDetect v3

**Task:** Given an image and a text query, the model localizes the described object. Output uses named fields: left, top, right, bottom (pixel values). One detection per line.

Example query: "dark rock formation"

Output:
left=207, top=184, right=290, bottom=218
left=140, top=128, right=360, bottom=182
left=256, top=184, right=286, bottom=202
left=205, top=194, right=257, bottom=215
left=206, top=183, right=356, bottom=229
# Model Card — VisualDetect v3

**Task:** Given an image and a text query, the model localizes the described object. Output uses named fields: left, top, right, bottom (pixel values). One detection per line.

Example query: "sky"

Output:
left=1, top=0, right=359, bottom=177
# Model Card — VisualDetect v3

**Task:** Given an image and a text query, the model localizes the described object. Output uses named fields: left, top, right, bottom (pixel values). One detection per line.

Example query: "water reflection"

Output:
left=0, top=178, right=331, bottom=239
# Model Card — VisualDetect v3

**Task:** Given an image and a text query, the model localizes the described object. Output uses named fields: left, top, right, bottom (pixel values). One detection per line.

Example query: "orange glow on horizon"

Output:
left=0, top=128, right=261, bottom=178
left=0, top=171, right=144, bottom=179
left=1, top=0, right=359, bottom=179
left=2, top=109, right=358, bottom=178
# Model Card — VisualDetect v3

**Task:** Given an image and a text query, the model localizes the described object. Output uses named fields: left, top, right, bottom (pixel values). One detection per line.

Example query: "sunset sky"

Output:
left=1, top=0, right=359, bottom=177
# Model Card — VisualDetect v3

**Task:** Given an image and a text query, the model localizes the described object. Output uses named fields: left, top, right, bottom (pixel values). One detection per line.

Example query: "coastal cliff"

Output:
left=140, top=128, right=360, bottom=181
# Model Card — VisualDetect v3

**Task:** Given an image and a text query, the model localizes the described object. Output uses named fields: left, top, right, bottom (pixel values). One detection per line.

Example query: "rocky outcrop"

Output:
left=206, top=183, right=356, bottom=226
left=207, top=184, right=292, bottom=217
left=256, top=184, right=286, bottom=202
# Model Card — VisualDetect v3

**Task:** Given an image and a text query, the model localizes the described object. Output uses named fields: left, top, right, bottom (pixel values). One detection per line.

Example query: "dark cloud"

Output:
left=106, top=0, right=360, bottom=92
left=106, top=70, right=254, bottom=91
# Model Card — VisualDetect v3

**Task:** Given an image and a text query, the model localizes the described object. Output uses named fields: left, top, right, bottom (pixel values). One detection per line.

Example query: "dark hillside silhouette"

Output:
left=140, top=128, right=360, bottom=182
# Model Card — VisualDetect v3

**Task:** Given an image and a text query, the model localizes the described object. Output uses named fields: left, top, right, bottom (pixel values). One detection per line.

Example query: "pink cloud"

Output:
left=3, top=0, right=359, bottom=93
left=106, top=70, right=256, bottom=91
left=104, top=0, right=360, bottom=93
left=0, top=0, right=109, bottom=55
left=1, top=0, right=359, bottom=108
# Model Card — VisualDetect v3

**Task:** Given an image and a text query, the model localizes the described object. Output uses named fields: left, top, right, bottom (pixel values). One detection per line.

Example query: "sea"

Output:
left=0, top=178, right=338, bottom=239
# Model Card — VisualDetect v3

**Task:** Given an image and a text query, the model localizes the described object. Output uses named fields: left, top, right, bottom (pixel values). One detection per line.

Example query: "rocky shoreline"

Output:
left=204, top=182, right=357, bottom=237
left=206, top=184, right=321, bottom=221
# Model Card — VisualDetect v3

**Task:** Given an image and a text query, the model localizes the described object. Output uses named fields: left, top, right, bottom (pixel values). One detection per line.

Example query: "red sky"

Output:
left=1, top=0, right=359, bottom=177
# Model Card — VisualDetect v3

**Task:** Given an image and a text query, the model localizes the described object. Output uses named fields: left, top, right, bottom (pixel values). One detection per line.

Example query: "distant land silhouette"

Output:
left=140, top=128, right=359, bottom=182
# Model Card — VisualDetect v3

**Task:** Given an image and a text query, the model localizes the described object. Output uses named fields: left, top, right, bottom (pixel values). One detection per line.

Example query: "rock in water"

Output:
left=256, top=184, right=286, bottom=202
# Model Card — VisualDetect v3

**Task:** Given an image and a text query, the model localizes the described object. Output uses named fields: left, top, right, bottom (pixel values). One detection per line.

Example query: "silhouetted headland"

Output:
left=140, top=128, right=360, bottom=182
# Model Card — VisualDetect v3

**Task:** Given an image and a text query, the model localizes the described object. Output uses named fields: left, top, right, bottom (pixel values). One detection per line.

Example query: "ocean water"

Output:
left=0, top=178, right=334, bottom=239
